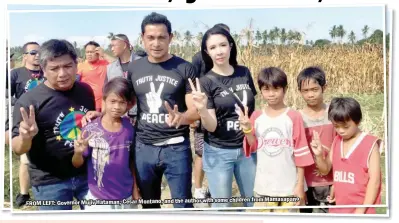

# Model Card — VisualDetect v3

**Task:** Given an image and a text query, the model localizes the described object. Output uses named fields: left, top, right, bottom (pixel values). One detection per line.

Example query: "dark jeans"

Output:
left=134, top=139, right=194, bottom=209
left=300, top=185, right=334, bottom=213
left=31, top=175, right=88, bottom=210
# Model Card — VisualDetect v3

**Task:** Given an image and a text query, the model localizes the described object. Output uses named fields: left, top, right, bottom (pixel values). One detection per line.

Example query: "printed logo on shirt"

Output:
left=220, top=84, right=251, bottom=98
left=83, top=122, right=133, bottom=191
left=24, top=77, right=44, bottom=92
left=146, top=82, right=164, bottom=114
left=53, top=106, right=90, bottom=148
left=334, top=170, right=355, bottom=184
left=258, top=127, right=293, bottom=156
left=136, top=75, right=179, bottom=124
left=227, top=90, right=248, bottom=131
left=84, top=123, right=110, bottom=190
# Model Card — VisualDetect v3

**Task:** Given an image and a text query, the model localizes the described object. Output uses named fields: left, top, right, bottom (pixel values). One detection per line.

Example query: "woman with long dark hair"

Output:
left=189, top=26, right=257, bottom=208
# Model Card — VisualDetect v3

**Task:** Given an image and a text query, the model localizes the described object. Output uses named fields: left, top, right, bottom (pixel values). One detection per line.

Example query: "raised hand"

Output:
left=95, top=47, right=105, bottom=58
left=164, top=101, right=186, bottom=129
left=236, top=104, right=251, bottom=132
left=234, top=90, right=247, bottom=116
left=146, top=82, right=164, bottom=114
left=188, top=78, right=207, bottom=112
left=19, top=105, right=38, bottom=140
left=74, top=130, right=94, bottom=154
left=310, top=131, right=323, bottom=157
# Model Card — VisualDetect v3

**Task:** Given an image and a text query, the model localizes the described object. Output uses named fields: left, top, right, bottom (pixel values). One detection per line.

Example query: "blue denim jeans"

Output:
left=134, top=139, right=193, bottom=209
left=202, top=142, right=257, bottom=208
left=31, top=175, right=88, bottom=210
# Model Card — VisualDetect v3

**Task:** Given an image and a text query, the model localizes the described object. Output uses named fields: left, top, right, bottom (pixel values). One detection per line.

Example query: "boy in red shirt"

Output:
left=297, top=67, right=336, bottom=213
left=312, top=97, right=382, bottom=214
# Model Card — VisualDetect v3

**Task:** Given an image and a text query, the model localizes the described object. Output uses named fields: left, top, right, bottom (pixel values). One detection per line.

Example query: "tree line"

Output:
left=10, top=24, right=389, bottom=62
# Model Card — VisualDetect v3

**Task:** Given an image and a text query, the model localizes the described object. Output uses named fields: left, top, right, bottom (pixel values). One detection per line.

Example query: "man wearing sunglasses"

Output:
left=5, top=41, right=15, bottom=146
left=9, top=41, right=44, bottom=208
left=105, top=34, right=143, bottom=125
left=5, top=50, right=15, bottom=146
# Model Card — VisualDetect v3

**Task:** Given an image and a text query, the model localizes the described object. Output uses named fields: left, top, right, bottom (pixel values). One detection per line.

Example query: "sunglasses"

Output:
left=24, top=50, right=39, bottom=55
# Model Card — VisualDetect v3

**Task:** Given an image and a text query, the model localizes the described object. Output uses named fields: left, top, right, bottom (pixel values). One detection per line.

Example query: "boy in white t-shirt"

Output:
left=239, top=67, right=314, bottom=212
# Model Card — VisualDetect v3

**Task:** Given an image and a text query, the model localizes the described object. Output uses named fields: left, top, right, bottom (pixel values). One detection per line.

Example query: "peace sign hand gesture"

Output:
left=19, top=105, right=38, bottom=140
left=310, top=131, right=323, bottom=157
left=236, top=104, right=251, bottom=132
left=164, top=101, right=186, bottom=129
left=188, top=78, right=207, bottom=113
left=74, top=131, right=94, bottom=154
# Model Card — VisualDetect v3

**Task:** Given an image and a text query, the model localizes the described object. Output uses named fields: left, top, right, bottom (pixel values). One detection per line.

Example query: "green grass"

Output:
left=376, top=154, right=387, bottom=215
left=5, top=93, right=388, bottom=214
left=4, top=145, right=10, bottom=208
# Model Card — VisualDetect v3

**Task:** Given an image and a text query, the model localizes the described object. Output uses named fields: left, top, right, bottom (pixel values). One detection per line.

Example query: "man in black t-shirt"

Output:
left=127, top=12, right=200, bottom=209
left=10, top=42, right=44, bottom=101
left=5, top=47, right=14, bottom=145
left=11, top=39, right=95, bottom=211
left=8, top=42, right=45, bottom=208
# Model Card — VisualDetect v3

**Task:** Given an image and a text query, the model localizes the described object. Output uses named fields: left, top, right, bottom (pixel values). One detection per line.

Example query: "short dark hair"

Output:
left=23, top=42, right=39, bottom=53
left=328, top=97, right=362, bottom=124
left=297, top=66, right=326, bottom=90
left=84, top=41, right=100, bottom=49
left=141, top=12, right=172, bottom=34
left=135, top=49, right=147, bottom=57
left=39, top=39, right=77, bottom=69
left=103, top=77, right=135, bottom=104
left=213, top=23, right=230, bottom=32
left=201, top=26, right=237, bottom=73
left=258, top=67, right=288, bottom=90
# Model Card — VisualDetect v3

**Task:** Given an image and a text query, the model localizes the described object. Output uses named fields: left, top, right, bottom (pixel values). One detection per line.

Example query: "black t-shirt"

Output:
left=10, top=67, right=44, bottom=102
left=200, top=65, right=257, bottom=149
left=12, top=82, right=95, bottom=186
left=6, top=62, right=8, bottom=90
left=5, top=64, right=9, bottom=132
left=121, top=61, right=129, bottom=78
left=127, top=55, right=197, bottom=145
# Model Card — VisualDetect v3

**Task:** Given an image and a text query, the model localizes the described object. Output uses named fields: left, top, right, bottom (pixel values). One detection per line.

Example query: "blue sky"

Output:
left=8, top=5, right=385, bottom=47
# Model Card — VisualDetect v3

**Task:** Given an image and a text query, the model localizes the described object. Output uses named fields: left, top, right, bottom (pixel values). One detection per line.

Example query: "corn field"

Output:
left=171, top=43, right=386, bottom=142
